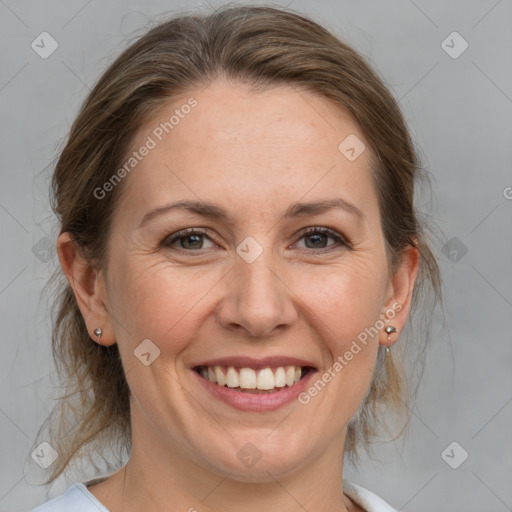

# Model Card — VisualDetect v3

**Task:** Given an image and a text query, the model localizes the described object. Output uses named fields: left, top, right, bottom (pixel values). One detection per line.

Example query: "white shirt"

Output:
left=30, top=480, right=399, bottom=511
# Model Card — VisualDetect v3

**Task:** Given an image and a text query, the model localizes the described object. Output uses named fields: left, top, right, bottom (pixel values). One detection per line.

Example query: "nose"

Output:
left=216, top=252, right=298, bottom=339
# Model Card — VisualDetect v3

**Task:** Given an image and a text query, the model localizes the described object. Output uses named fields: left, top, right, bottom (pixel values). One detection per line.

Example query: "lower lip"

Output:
left=193, top=370, right=317, bottom=412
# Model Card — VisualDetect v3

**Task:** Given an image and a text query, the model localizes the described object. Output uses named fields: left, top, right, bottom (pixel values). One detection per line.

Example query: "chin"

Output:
left=196, top=434, right=314, bottom=482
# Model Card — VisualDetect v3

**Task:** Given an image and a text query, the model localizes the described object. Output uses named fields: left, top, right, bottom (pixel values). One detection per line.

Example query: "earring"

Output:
left=93, top=328, right=102, bottom=342
left=385, top=325, right=398, bottom=341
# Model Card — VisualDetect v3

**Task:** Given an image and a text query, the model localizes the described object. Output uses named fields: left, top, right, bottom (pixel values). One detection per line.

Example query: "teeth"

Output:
left=226, top=367, right=239, bottom=388
left=285, top=366, right=295, bottom=386
left=207, top=367, right=217, bottom=383
left=199, top=365, right=306, bottom=391
left=214, top=366, right=226, bottom=386
left=239, top=368, right=257, bottom=389
left=274, top=367, right=286, bottom=388
left=256, top=368, right=274, bottom=390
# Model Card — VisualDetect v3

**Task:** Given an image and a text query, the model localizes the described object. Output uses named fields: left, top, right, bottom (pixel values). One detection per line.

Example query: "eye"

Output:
left=294, top=227, right=351, bottom=252
left=162, top=226, right=351, bottom=253
left=162, top=228, right=216, bottom=251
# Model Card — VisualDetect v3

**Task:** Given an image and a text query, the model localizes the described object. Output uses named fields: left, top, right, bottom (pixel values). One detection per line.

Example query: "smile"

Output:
left=194, top=365, right=313, bottom=393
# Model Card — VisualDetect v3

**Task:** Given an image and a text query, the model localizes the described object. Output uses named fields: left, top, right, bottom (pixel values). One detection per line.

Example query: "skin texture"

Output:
left=58, top=79, right=419, bottom=512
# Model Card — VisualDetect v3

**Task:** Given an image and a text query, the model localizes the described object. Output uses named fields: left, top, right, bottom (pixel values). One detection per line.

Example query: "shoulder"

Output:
left=343, top=480, right=400, bottom=512
left=30, top=483, right=110, bottom=512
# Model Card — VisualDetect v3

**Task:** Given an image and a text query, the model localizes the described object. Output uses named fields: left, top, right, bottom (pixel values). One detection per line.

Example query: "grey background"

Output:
left=1, top=0, right=511, bottom=511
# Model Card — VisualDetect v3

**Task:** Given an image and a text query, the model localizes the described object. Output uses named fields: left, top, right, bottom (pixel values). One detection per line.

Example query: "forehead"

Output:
left=114, top=80, right=378, bottom=224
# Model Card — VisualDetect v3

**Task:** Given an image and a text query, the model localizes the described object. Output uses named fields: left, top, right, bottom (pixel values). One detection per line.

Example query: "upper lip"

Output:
left=192, top=356, right=318, bottom=370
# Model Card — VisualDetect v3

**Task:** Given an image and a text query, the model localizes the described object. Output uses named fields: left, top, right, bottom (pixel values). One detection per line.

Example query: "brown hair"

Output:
left=41, top=4, right=443, bottom=482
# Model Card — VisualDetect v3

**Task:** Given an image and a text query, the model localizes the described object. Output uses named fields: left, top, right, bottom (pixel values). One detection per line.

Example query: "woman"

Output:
left=31, top=5, right=441, bottom=511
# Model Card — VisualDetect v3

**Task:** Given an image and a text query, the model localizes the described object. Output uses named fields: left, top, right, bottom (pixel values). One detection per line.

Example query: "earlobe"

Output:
left=57, top=232, right=116, bottom=346
left=380, top=244, right=420, bottom=347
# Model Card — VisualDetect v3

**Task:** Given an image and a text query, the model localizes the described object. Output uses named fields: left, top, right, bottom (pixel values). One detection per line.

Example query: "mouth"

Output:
left=191, top=356, right=318, bottom=411
left=193, top=364, right=316, bottom=394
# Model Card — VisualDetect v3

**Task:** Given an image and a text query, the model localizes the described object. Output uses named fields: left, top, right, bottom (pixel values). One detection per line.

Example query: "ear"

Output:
left=57, top=232, right=116, bottom=346
left=380, top=243, right=420, bottom=347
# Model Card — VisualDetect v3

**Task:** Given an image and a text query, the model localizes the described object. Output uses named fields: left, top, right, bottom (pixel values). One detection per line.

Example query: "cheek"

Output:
left=292, top=262, right=386, bottom=409
left=294, top=262, right=386, bottom=346
left=107, top=255, right=225, bottom=355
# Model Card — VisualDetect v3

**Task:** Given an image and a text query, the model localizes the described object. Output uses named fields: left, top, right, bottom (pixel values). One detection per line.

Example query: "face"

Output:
left=96, top=80, right=406, bottom=480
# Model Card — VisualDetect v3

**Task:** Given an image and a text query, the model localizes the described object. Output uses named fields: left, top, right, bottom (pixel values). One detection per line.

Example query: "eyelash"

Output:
left=162, top=226, right=352, bottom=254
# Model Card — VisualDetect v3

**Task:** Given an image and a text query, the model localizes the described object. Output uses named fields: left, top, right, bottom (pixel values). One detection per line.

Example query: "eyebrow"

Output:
left=138, top=197, right=364, bottom=228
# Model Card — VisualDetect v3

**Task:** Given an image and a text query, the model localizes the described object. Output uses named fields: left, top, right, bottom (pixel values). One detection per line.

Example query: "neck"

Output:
left=121, top=455, right=351, bottom=512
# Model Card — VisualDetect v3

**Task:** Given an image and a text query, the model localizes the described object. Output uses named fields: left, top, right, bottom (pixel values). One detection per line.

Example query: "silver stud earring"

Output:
left=385, top=325, right=398, bottom=341
left=93, top=328, right=102, bottom=341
